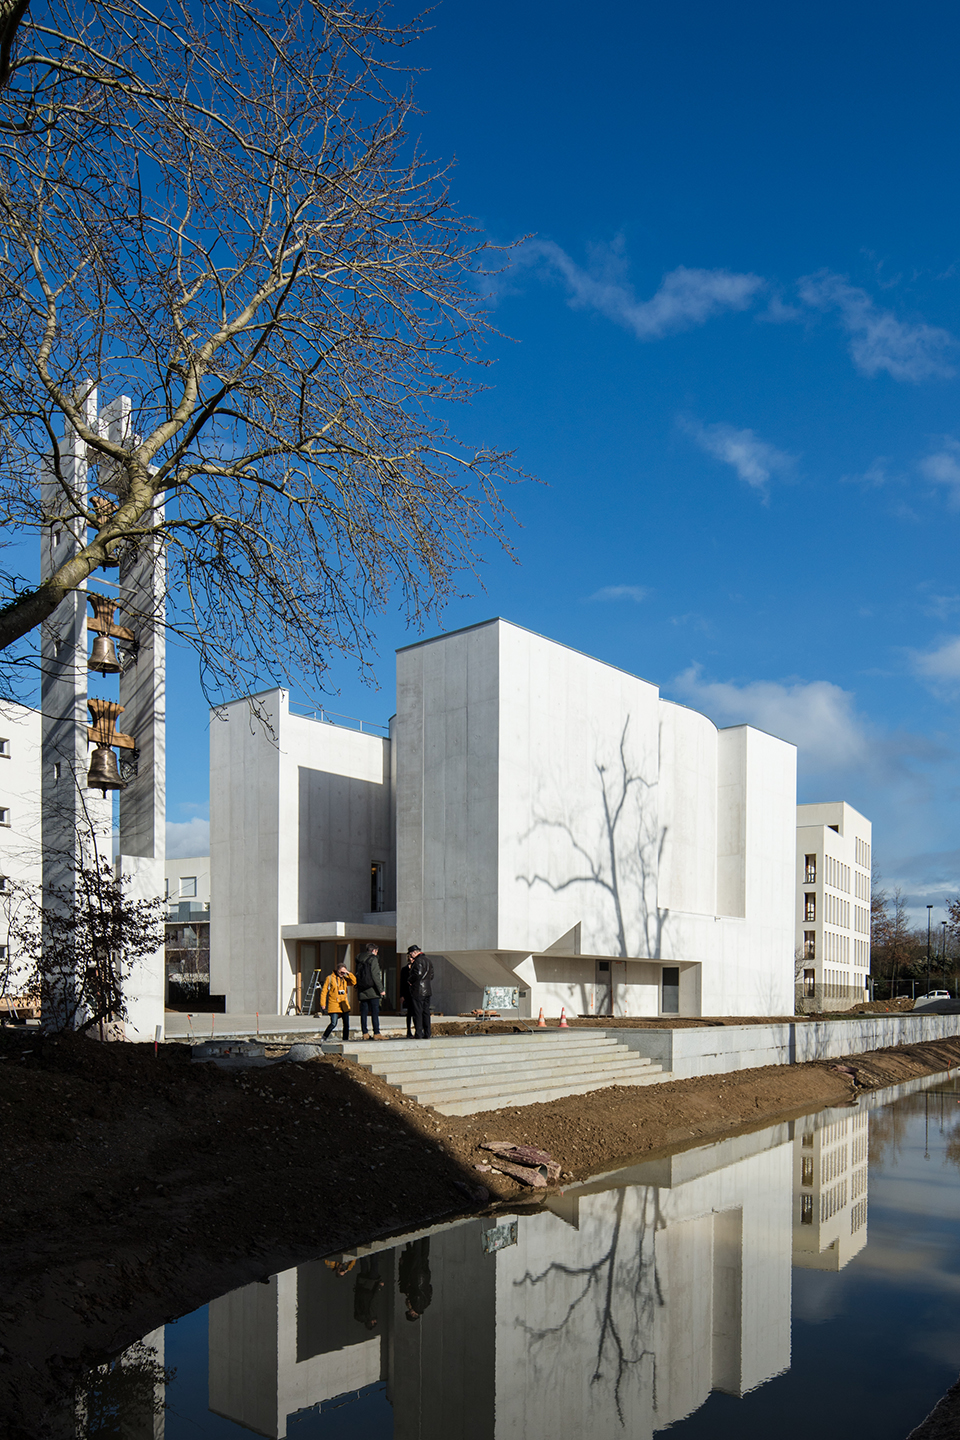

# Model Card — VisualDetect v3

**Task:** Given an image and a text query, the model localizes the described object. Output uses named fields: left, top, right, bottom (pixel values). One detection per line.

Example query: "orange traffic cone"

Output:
left=537, top=1007, right=546, bottom=1028
left=559, top=1006, right=569, bottom=1028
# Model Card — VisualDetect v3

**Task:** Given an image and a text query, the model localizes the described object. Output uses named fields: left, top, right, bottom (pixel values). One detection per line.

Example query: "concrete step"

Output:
left=349, top=1049, right=657, bottom=1087
left=430, top=1066, right=665, bottom=1116
left=341, top=1032, right=619, bottom=1058
left=407, top=1057, right=663, bottom=1106
left=342, top=1039, right=627, bottom=1079
left=339, top=1030, right=666, bottom=1115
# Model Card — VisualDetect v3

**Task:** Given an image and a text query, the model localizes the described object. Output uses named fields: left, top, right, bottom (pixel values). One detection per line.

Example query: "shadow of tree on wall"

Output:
left=517, top=719, right=667, bottom=960
left=513, top=1186, right=665, bottom=1426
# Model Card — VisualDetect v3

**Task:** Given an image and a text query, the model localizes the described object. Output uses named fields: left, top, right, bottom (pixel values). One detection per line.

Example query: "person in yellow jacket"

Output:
left=320, top=962, right=356, bottom=1041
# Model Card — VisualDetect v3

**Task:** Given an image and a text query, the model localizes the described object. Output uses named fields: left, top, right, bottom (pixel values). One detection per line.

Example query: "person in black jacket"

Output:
left=406, top=944, right=434, bottom=1039
left=398, top=1238, right=432, bottom=1321
left=355, top=943, right=385, bottom=1039
left=399, top=952, right=415, bottom=1038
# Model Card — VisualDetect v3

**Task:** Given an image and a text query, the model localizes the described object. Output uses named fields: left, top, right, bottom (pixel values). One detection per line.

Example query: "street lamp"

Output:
left=942, top=919, right=948, bottom=992
left=927, top=904, right=933, bottom=994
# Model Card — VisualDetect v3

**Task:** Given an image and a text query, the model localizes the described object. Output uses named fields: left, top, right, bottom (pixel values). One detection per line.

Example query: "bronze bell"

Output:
left=87, top=744, right=126, bottom=794
left=88, top=633, right=121, bottom=674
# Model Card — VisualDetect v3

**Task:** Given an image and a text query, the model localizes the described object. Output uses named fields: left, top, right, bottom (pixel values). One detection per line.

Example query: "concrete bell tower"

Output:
left=40, top=391, right=166, bottom=1039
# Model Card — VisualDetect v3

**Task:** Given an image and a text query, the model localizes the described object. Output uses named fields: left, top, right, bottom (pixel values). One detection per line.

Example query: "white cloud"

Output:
left=681, top=418, right=796, bottom=494
left=798, top=271, right=955, bottom=381
left=527, top=239, right=764, bottom=339
left=586, top=585, right=648, bottom=603
left=911, top=634, right=960, bottom=689
left=673, top=666, right=867, bottom=771
left=840, top=456, right=892, bottom=488
left=919, top=438, right=960, bottom=505
left=166, top=816, right=210, bottom=858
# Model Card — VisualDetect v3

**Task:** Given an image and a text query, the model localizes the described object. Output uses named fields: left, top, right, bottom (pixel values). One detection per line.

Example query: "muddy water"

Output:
left=84, top=1074, right=960, bottom=1439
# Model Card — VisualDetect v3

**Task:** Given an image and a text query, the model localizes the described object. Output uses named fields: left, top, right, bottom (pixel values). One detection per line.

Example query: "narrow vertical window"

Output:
left=370, top=862, right=384, bottom=913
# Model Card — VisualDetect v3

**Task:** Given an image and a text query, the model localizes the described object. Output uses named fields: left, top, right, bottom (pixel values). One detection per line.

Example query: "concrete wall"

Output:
left=397, top=619, right=797, bottom=1019
left=396, top=620, right=501, bottom=955
left=210, top=691, right=393, bottom=1013
left=495, top=621, right=662, bottom=960
left=210, top=691, right=287, bottom=1013
left=290, top=711, right=393, bottom=925
left=608, top=1011, right=960, bottom=1079
left=657, top=701, right=717, bottom=917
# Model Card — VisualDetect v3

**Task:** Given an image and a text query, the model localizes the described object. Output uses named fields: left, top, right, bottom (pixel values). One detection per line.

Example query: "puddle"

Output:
left=81, top=1073, right=960, bottom=1439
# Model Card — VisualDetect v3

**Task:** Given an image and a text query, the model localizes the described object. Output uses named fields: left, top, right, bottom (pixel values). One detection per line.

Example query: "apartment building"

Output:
left=796, top=801, right=872, bottom=1012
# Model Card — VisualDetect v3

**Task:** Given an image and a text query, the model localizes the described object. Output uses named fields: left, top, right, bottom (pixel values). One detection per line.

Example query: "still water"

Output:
left=98, top=1073, right=960, bottom=1439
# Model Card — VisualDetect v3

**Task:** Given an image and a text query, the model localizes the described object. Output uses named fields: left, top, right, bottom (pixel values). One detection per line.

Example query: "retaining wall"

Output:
left=606, top=1013, right=960, bottom=1080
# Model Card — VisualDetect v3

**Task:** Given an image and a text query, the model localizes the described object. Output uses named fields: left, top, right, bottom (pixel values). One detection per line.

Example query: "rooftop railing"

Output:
left=288, top=700, right=389, bottom=735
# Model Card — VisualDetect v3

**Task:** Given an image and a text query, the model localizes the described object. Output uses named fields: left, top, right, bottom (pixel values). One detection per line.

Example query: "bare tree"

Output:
left=871, top=883, right=922, bottom=997
left=7, top=859, right=163, bottom=1033
left=0, top=0, right=520, bottom=700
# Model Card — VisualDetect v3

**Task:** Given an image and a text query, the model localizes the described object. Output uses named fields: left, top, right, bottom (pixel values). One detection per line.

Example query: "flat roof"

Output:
left=396, top=616, right=661, bottom=689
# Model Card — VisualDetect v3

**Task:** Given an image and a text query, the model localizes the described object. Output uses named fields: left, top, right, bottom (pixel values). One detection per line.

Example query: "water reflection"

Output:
left=792, top=1107, right=869, bottom=1272
left=103, top=1073, right=960, bottom=1439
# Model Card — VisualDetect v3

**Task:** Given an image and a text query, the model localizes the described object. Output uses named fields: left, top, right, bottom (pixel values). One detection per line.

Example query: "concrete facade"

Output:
left=210, top=619, right=802, bottom=1018
left=796, top=801, right=872, bottom=1012
left=396, top=620, right=797, bottom=1018
left=209, top=690, right=396, bottom=1014
left=38, top=392, right=165, bottom=1039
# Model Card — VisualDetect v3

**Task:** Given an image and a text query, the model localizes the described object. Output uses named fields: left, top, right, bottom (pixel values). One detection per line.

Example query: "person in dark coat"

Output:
left=398, top=1238, right=432, bottom=1321
left=355, top=943, right=385, bottom=1039
left=353, top=1256, right=384, bottom=1330
left=399, top=951, right=415, bottom=1038
left=406, top=944, right=434, bottom=1039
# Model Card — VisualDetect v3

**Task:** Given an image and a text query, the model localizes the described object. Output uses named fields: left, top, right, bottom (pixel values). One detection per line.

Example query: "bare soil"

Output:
left=430, top=1005, right=916, bottom=1034
left=2, top=1025, right=959, bottom=1439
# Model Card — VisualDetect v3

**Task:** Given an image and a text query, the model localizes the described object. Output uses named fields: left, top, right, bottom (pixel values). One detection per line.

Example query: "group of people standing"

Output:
left=319, top=943, right=435, bottom=1041
left=329, top=1237, right=433, bottom=1330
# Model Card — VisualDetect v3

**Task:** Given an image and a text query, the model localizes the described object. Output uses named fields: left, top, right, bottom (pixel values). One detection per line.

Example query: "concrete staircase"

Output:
left=339, top=1031, right=664, bottom=1115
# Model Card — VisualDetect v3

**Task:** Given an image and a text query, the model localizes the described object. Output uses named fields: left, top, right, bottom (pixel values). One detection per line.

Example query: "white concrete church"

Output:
left=211, top=618, right=809, bottom=1020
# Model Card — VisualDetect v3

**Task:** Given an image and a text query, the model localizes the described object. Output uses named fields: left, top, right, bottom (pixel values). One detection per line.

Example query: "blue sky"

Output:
left=165, top=0, right=960, bottom=923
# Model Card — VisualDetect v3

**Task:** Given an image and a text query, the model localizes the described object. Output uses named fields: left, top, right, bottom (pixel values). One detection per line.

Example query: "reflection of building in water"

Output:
left=792, top=1107, right=869, bottom=1271
left=205, top=1131, right=793, bottom=1439
left=77, top=1326, right=166, bottom=1440
left=207, top=1261, right=389, bottom=1438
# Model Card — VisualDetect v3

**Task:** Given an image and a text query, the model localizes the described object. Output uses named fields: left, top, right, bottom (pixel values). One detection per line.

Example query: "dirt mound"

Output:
left=846, top=996, right=916, bottom=1014
left=429, top=1014, right=802, bottom=1036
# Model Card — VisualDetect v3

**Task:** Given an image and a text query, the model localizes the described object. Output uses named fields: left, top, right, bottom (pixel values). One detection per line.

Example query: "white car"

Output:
left=915, top=991, right=951, bottom=1003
